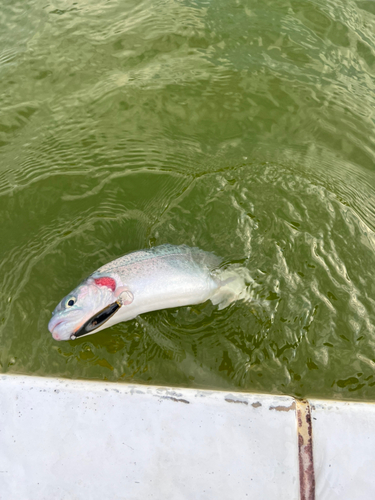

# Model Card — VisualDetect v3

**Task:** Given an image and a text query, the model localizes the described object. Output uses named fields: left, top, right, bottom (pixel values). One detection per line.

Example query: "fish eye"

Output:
left=66, top=297, right=76, bottom=308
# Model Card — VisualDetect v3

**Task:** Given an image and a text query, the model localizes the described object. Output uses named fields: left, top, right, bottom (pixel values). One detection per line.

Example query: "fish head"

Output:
left=48, top=275, right=128, bottom=341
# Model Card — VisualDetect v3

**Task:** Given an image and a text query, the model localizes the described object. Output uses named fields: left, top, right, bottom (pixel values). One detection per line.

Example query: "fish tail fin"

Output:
left=210, top=266, right=253, bottom=310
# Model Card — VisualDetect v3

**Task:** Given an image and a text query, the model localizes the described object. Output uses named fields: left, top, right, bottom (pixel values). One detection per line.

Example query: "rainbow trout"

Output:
left=48, top=244, right=244, bottom=341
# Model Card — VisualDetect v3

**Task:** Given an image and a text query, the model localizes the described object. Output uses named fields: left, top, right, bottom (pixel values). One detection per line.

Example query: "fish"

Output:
left=48, top=244, right=246, bottom=341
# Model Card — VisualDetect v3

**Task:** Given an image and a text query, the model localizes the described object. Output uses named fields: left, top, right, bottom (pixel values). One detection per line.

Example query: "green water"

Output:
left=1, top=0, right=375, bottom=400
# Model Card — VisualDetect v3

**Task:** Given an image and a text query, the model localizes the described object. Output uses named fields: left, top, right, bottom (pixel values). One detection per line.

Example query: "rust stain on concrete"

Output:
left=296, top=399, right=315, bottom=500
left=269, top=401, right=296, bottom=412
left=225, top=398, right=248, bottom=405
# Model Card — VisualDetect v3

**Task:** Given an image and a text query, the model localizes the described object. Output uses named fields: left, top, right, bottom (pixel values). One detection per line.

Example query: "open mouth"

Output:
left=70, top=301, right=121, bottom=340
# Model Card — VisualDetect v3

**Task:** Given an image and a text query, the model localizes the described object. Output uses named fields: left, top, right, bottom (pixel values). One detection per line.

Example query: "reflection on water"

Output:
left=1, top=0, right=375, bottom=400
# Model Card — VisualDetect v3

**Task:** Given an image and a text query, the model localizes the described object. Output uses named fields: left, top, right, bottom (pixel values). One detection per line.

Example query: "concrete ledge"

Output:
left=0, top=375, right=299, bottom=500
left=311, top=400, right=375, bottom=500
left=1, top=375, right=375, bottom=499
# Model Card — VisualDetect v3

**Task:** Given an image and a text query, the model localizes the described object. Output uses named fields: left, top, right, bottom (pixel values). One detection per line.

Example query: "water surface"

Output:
left=1, top=0, right=375, bottom=400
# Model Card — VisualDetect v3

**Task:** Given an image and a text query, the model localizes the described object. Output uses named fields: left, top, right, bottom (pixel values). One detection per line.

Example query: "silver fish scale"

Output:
left=95, top=244, right=222, bottom=277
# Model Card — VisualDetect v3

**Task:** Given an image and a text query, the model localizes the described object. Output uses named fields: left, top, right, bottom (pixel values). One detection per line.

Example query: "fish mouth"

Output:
left=51, top=319, right=63, bottom=330
left=48, top=318, right=65, bottom=340
left=70, top=301, right=121, bottom=340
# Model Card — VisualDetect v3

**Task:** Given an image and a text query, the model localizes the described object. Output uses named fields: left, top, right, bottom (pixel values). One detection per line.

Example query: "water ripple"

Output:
left=1, top=0, right=375, bottom=399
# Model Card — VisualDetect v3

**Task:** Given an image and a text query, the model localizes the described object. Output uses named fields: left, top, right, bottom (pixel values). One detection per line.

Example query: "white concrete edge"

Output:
left=1, top=374, right=375, bottom=499
left=0, top=372, right=295, bottom=405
